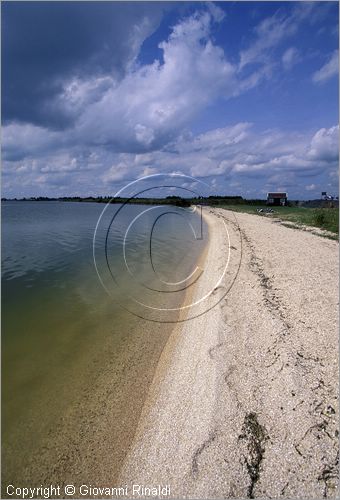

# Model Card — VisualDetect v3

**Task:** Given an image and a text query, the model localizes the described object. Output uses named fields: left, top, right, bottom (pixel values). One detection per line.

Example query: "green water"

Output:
left=2, top=201, right=206, bottom=490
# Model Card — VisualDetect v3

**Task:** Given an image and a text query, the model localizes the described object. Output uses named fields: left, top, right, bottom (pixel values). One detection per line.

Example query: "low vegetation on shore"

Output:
left=218, top=204, right=339, bottom=235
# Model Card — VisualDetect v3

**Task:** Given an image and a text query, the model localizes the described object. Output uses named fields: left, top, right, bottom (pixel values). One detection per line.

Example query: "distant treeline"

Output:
left=1, top=195, right=337, bottom=208
left=1, top=195, right=246, bottom=207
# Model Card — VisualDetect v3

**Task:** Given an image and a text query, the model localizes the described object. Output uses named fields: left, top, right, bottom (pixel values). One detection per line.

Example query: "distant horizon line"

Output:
left=2, top=194, right=339, bottom=203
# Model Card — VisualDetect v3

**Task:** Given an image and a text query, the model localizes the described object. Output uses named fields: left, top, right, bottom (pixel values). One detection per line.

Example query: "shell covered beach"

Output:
left=120, top=208, right=339, bottom=499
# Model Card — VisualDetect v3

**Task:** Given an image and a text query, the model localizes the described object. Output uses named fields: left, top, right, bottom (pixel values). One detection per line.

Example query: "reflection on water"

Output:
left=1, top=201, right=206, bottom=487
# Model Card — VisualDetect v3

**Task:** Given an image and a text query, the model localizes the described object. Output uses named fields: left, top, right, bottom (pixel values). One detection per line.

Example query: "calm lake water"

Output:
left=1, top=201, right=206, bottom=487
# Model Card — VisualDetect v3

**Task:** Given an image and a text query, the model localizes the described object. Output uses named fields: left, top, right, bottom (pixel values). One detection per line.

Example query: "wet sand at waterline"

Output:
left=119, top=208, right=339, bottom=499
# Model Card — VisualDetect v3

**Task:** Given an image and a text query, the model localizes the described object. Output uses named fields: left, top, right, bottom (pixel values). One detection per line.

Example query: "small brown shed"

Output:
left=266, top=192, right=287, bottom=206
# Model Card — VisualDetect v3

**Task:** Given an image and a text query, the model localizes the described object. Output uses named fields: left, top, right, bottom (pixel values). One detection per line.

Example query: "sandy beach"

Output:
left=119, top=207, right=339, bottom=499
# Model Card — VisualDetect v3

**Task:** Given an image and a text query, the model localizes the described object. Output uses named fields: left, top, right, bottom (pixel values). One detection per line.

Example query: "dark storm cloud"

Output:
left=2, top=1, right=164, bottom=129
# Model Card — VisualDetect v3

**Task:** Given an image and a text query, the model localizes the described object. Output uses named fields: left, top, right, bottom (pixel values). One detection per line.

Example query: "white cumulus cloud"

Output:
left=308, top=125, right=339, bottom=161
left=75, top=10, right=236, bottom=153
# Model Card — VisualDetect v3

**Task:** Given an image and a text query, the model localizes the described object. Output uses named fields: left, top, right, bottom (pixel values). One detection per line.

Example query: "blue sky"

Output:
left=2, top=1, right=339, bottom=199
